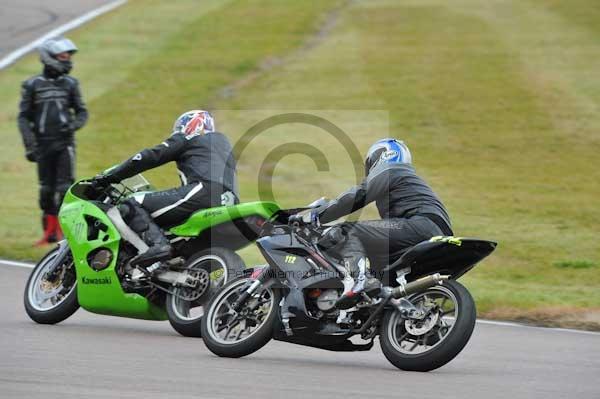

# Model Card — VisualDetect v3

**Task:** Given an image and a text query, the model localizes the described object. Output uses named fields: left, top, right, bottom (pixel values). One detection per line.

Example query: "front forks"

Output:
left=45, top=240, right=71, bottom=282
left=232, top=266, right=273, bottom=312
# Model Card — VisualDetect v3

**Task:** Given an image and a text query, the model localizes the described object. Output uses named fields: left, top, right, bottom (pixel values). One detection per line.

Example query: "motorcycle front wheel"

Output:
left=201, top=277, right=279, bottom=358
left=24, top=245, right=79, bottom=324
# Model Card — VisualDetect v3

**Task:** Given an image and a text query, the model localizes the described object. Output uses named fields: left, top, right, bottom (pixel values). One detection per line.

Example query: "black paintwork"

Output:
left=377, top=238, right=497, bottom=285
left=253, top=222, right=497, bottom=351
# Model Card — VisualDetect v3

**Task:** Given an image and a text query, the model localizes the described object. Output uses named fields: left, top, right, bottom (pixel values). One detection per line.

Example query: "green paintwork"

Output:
left=58, top=180, right=280, bottom=320
left=169, top=201, right=280, bottom=236
left=430, top=236, right=463, bottom=246
left=59, top=189, right=167, bottom=320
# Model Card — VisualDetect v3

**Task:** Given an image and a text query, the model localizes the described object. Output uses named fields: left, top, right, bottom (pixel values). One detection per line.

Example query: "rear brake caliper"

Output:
left=392, top=297, right=426, bottom=320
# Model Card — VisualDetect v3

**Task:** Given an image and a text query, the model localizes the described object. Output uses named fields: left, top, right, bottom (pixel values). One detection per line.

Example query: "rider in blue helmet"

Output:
left=315, top=138, right=452, bottom=309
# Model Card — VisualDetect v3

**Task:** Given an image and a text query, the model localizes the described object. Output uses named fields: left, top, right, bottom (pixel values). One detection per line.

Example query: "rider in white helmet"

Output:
left=92, top=110, right=239, bottom=274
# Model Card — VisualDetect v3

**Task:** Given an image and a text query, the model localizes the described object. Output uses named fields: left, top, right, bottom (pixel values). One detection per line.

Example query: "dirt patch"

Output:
left=210, top=0, right=351, bottom=105
left=482, top=306, right=600, bottom=332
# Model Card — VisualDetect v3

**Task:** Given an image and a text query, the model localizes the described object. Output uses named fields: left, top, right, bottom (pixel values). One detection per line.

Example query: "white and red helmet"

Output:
left=172, top=110, right=215, bottom=137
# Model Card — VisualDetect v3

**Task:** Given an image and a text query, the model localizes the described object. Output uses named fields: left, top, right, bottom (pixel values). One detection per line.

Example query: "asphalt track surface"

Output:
left=2, top=262, right=600, bottom=399
left=0, top=0, right=111, bottom=59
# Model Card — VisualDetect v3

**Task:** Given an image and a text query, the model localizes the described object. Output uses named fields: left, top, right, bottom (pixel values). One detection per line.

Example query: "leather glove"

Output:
left=90, top=174, right=112, bottom=191
left=25, top=147, right=38, bottom=162
left=289, top=209, right=319, bottom=225
left=60, top=122, right=75, bottom=134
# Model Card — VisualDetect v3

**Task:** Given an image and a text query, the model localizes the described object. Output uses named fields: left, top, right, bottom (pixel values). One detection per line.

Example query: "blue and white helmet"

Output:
left=364, top=138, right=412, bottom=175
left=172, top=110, right=215, bottom=137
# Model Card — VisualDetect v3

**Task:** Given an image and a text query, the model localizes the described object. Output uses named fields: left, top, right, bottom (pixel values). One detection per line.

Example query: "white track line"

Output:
left=0, top=259, right=34, bottom=268
left=0, top=0, right=127, bottom=70
left=1, top=258, right=598, bottom=336
left=477, top=319, right=600, bottom=336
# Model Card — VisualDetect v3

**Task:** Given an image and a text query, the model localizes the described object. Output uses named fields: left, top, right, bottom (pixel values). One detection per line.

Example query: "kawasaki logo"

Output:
left=203, top=210, right=224, bottom=218
left=81, top=276, right=112, bottom=285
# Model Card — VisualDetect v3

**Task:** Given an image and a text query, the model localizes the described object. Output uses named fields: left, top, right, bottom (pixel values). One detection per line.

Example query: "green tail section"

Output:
left=169, top=201, right=280, bottom=236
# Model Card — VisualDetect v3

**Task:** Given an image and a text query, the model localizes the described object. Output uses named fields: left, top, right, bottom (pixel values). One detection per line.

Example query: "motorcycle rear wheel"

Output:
left=166, top=247, right=246, bottom=338
left=380, top=279, right=476, bottom=372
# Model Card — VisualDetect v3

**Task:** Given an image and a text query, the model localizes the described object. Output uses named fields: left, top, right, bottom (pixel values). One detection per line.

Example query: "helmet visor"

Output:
left=44, top=38, right=78, bottom=56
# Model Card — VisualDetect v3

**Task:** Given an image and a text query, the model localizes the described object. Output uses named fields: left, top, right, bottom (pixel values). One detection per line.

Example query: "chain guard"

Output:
left=149, top=268, right=210, bottom=302
left=178, top=268, right=210, bottom=301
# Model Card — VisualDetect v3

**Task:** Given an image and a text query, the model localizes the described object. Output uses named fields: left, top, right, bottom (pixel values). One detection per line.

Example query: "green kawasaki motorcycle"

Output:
left=24, top=174, right=279, bottom=337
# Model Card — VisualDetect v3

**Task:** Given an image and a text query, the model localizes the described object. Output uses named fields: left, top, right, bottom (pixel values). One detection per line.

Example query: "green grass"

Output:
left=1, top=0, right=599, bottom=325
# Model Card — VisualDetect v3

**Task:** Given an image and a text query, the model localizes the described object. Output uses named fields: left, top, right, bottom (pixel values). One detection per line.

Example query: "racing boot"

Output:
left=130, top=222, right=172, bottom=269
left=47, top=214, right=62, bottom=243
left=124, top=202, right=172, bottom=272
left=34, top=214, right=57, bottom=246
left=335, top=256, right=381, bottom=310
left=53, top=221, right=64, bottom=241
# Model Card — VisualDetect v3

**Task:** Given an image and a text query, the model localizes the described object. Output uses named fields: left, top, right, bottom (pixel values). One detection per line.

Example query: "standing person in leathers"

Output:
left=17, top=37, right=88, bottom=246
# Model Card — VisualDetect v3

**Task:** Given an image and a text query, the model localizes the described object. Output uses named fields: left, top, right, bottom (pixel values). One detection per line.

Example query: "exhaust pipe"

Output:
left=391, top=273, right=449, bottom=299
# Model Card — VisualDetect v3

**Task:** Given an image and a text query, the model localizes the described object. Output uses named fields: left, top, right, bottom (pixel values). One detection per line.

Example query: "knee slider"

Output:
left=117, top=200, right=135, bottom=220
left=56, top=183, right=71, bottom=205
left=118, top=198, right=150, bottom=233
left=56, top=183, right=71, bottom=196
left=318, top=226, right=347, bottom=249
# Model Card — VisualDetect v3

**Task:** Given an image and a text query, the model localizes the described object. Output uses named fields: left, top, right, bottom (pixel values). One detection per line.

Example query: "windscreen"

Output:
left=116, top=174, right=153, bottom=193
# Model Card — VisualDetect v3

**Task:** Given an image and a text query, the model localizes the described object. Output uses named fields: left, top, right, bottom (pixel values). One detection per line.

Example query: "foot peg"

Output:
left=335, top=277, right=382, bottom=310
left=130, top=245, right=172, bottom=268
left=130, top=262, right=163, bottom=282
left=364, top=277, right=382, bottom=297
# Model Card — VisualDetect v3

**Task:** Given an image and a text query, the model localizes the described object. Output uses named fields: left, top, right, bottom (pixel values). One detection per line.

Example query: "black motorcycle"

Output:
left=201, top=204, right=496, bottom=371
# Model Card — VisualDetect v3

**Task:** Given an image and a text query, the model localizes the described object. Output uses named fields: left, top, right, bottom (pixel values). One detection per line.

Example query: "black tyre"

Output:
left=380, top=279, right=476, bottom=372
left=24, top=245, right=79, bottom=324
left=166, top=247, right=246, bottom=338
left=201, top=277, right=279, bottom=358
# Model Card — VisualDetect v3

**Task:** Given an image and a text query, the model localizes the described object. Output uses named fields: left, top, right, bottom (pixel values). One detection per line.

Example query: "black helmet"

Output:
left=39, top=37, right=78, bottom=75
left=364, top=138, right=412, bottom=175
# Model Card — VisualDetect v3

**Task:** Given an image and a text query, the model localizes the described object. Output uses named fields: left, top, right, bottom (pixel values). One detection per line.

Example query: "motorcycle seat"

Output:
left=382, top=240, right=441, bottom=274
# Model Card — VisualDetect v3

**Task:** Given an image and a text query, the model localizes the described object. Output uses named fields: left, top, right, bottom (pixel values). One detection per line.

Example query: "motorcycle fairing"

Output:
left=58, top=180, right=280, bottom=320
left=59, top=189, right=167, bottom=320
left=256, top=234, right=347, bottom=340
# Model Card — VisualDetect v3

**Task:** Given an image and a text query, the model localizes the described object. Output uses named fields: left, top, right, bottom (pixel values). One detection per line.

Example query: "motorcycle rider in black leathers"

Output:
left=17, top=37, right=88, bottom=246
left=314, top=138, right=453, bottom=309
left=92, top=110, right=239, bottom=276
